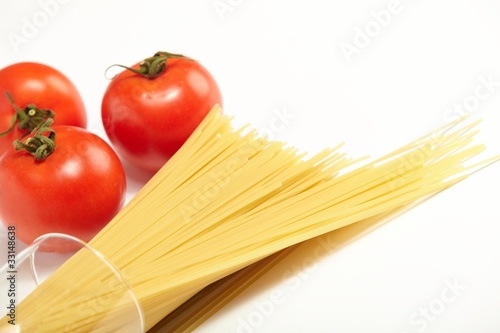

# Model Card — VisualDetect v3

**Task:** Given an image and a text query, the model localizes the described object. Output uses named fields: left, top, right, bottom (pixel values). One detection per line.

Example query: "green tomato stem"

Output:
left=105, top=51, right=190, bottom=79
left=14, top=118, right=56, bottom=160
left=0, top=92, right=55, bottom=137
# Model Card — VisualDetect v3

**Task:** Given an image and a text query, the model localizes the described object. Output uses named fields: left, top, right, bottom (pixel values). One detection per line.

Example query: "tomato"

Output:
left=0, top=122, right=126, bottom=252
left=101, top=51, right=222, bottom=173
left=0, top=62, right=87, bottom=155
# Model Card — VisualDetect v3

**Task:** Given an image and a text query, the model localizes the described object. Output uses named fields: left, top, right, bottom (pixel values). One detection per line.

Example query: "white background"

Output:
left=1, top=1, right=500, bottom=332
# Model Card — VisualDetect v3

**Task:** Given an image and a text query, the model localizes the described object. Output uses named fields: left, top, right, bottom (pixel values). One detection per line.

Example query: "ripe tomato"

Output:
left=0, top=62, right=87, bottom=155
left=101, top=51, right=222, bottom=173
left=0, top=123, right=126, bottom=252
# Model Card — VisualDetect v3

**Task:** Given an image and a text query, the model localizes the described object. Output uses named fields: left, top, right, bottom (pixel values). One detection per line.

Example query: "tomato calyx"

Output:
left=0, top=92, right=55, bottom=138
left=106, top=51, right=189, bottom=79
left=14, top=118, right=56, bottom=160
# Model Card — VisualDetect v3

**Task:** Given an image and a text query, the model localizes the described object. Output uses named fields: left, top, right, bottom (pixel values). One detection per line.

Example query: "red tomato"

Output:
left=0, top=124, right=126, bottom=252
left=0, top=62, right=87, bottom=155
left=101, top=52, right=222, bottom=173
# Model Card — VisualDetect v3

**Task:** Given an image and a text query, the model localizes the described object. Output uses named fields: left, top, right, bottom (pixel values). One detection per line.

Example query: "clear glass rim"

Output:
left=5, top=232, right=146, bottom=332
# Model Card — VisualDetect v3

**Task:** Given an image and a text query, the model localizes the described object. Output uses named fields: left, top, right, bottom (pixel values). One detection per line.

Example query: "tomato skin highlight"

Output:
left=101, top=57, right=222, bottom=173
left=0, top=62, right=87, bottom=155
left=0, top=126, right=126, bottom=252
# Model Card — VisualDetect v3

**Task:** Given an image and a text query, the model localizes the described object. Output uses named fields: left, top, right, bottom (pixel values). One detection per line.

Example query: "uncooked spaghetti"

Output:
left=1, top=106, right=497, bottom=332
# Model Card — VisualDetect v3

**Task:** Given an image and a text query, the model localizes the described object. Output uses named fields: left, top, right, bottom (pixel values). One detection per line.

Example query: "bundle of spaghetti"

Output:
left=2, top=106, right=497, bottom=332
